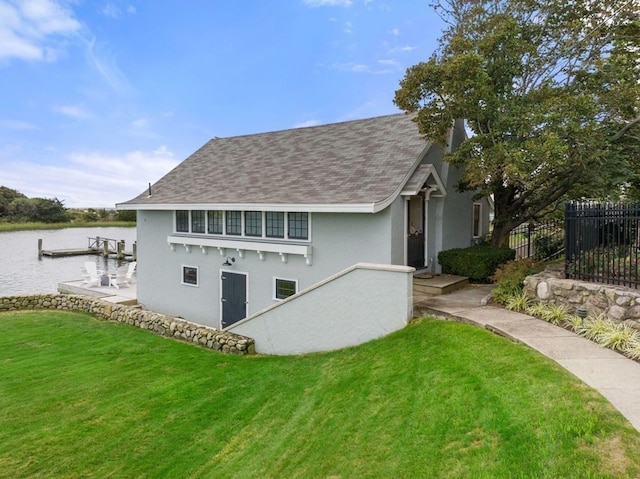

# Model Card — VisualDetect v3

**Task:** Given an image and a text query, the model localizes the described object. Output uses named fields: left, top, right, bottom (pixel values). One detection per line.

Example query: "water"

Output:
left=0, top=227, right=136, bottom=296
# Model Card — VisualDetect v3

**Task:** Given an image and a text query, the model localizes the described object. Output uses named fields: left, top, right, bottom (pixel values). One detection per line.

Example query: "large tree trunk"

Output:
left=490, top=222, right=512, bottom=248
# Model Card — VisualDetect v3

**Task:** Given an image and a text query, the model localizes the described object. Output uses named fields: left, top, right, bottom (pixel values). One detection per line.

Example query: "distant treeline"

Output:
left=0, top=186, right=135, bottom=224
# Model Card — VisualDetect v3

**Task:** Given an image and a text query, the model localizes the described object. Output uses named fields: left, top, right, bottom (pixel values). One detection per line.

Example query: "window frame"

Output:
left=472, top=202, right=482, bottom=238
left=191, top=210, right=206, bottom=234
left=274, top=277, right=298, bottom=300
left=176, top=210, right=189, bottom=233
left=287, top=212, right=309, bottom=240
left=174, top=209, right=311, bottom=242
left=181, top=265, right=199, bottom=287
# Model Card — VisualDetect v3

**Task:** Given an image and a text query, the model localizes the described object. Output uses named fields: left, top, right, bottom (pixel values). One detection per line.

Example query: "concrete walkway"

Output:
left=414, top=284, right=640, bottom=433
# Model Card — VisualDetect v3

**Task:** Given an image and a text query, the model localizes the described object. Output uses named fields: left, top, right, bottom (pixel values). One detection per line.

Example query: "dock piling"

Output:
left=38, top=238, right=43, bottom=257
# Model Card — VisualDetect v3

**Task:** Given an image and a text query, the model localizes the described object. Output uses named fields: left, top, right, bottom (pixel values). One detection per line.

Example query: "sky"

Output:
left=0, top=0, right=445, bottom=208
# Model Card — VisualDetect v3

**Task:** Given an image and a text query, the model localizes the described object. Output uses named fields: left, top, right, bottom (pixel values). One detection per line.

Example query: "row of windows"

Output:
left=182, top=265, right=297, bottom=300
left=176, top=210, right=309, bottom=240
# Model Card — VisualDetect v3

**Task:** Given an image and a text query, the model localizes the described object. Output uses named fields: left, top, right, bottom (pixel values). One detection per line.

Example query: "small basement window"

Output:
left=274, top=278, right=297, bottom=300
left=182, top=265, right=199, bottom=286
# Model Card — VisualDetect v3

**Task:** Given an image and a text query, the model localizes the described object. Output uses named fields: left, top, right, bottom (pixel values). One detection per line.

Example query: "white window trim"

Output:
left=181, top=264, right=199, bottom=287
left=273, top=277, right=298, bottom=301
left=174, top=209, right=311, bottom=243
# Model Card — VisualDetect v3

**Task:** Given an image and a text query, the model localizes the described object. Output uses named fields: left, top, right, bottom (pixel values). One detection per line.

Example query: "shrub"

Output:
left=438, top=246, right=515, bottom=283
left=491, top=258, right=543, bottom=305
left=505, top=291, right=531, bottom=312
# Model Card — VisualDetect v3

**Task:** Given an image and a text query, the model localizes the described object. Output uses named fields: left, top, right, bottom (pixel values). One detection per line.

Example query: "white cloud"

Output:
left=293, top=119, right=321, bottom=128
left=101, top=3, right=121, bottom=18
left=303, top=0, right=353, bottom=7
left=0, top=118, right=38, bottom=130
left=84, top=36, right=131, bottom=95
left=53, top=104, right=92, bottom=120
left=388, top=45, right=417, bottom=53
left=331, top=62, right=391, bottom=74
left=378, top=58, right=399, bottom=66
left=0, top=0, right=81, bottom=62
left=389, top=28, right=399, bottom=36
left=101, top=2, right=136, bottom=18
left=0, top=146, right=180, bottom=207
left=131, top=117, right=148, bottom=128
left=344, top=20, right=352, bottom=33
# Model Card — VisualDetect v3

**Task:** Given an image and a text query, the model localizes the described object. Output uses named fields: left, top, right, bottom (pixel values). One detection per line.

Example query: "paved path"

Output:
left=414, top=285, right=640, bottom=433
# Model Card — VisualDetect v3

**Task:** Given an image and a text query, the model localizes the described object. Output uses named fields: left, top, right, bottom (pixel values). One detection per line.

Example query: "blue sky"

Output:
left=0, top=0, right=444, bottom=207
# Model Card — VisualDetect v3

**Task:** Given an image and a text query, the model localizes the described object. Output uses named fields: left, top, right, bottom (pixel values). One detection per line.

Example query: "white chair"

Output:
left=81, top=261, right=102, bottom=288
left=124, top=261, right=137, bottom=283
left=109, top=266, right=130, bottom=289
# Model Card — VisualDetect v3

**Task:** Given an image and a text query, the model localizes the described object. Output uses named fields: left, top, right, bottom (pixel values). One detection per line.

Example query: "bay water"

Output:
left=0, top=227, right=136, bottom=296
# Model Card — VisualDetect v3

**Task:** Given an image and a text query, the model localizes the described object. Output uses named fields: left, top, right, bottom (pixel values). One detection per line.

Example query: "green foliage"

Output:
left=115, top=209, right=136, bottom=222
left=533, top=233, right=564, bottom=261
left=491, top=258, right=543, bottom=304
left=438, top=245, right=515, bottom=283
left=394, top=0, right=640, bottom=246
left=2, top=311, right=640, bottom=478
left=505, top=291, right=530, bottom=312
left=6, top=197, right=70, bottom=223
left=0, top=186, right=26, bottom=217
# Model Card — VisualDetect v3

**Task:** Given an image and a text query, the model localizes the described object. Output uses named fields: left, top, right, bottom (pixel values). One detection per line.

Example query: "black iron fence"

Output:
left=565, top=202, right=640, bottom=288
left=508, top=219, right=565, bottom=261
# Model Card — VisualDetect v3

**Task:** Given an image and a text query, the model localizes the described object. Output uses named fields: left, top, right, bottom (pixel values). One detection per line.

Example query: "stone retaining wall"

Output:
left=0, top=294, right=255, bottom=355
left=524, top=269, right=640, bottom=327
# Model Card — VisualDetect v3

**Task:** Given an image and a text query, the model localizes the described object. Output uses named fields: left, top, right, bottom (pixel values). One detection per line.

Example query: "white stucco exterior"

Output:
left=226, top=263, right=415, bottom=355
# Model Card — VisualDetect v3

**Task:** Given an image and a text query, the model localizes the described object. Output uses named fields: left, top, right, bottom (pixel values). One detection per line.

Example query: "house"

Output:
left=117, top=114, right=490, bottom=338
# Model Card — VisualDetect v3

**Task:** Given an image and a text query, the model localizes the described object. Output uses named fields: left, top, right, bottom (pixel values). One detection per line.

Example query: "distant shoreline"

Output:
left=0, top=222, right=135, bottom=233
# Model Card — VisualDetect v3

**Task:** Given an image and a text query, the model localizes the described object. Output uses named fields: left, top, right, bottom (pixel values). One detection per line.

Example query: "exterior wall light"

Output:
left=223, top=257, right=235, bottom=266
left=576, top=305, right=588, bottom=319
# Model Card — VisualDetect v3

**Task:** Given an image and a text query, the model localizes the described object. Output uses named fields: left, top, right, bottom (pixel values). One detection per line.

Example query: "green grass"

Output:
left=1, top=311, right=640, bottom=478
left=0, top=221, right=135, bottom=232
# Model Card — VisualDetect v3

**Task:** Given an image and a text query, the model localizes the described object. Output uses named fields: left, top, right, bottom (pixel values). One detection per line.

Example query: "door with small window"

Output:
left=407, top=194, right=425, bottom=268
left=220, top=271, right=247, bottom=328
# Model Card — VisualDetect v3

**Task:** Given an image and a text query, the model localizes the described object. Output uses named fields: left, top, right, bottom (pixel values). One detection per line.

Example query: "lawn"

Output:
left=1, top=311, right=639, bottom=478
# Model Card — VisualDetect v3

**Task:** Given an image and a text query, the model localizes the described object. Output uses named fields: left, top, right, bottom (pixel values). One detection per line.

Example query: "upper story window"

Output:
left=226, top=211, right=242, bottom=236
left=176, top=210, right=189, bottom=233
left=245, top=211, right=262, bottom=237
left=208, top=210, right=223, bottom=234
left=174, top=209, right=310, bottom=241
left=191, top=210, right=205, bottom=234
left=266, top=212, right=284, bottom=238
left=288, top=212, right=309, bottom=240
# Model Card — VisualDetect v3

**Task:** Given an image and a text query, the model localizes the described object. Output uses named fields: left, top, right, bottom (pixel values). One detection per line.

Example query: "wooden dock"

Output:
left=39, top=236, right=136, bottom=260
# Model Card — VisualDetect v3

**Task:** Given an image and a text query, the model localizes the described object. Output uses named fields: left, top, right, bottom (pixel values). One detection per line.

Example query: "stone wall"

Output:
left=524, top=269, right=640, bottom=327
left=0, top=294, right=255, bottom=355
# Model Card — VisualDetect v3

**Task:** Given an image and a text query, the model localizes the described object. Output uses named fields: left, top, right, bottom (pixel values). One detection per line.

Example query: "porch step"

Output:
left=413, top=274, right=469, bottom=296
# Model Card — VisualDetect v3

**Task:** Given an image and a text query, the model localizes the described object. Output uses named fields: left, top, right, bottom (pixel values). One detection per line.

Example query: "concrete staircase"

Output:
left=413, top=273, right=469, bottom=297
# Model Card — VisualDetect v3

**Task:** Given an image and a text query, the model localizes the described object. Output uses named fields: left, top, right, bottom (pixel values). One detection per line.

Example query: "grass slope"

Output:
left=0, top=311, right=639, bottom=478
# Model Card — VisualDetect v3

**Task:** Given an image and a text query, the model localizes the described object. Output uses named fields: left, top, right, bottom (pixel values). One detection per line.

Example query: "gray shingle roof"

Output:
left=118, top=113, right=431, bottom=213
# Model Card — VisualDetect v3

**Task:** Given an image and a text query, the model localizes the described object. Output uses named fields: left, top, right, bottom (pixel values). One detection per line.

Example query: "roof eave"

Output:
left=116, top=202, right=382, bottom=214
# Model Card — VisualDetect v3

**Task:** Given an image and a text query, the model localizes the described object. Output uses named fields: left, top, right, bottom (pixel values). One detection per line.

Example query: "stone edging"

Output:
left=524, top=269, right=640, bottom=327
left=0, top=294, right=255, bottom=355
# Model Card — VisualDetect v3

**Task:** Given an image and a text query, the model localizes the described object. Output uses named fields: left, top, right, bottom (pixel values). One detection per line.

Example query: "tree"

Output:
left=394, top=0, right=640, bottom=246
left=7, top=197, right=70, bottom=223
left=0, top=186, right=26, bottom=218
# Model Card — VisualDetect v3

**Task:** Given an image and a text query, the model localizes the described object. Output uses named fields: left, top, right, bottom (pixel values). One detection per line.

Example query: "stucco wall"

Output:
left=227, top=263, right=415, bottom=355
left=135, top=208, right=398, bottom=329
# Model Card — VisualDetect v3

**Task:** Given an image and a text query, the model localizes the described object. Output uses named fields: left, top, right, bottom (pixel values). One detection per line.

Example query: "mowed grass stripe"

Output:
left=0, top=311, right=639, bottom=478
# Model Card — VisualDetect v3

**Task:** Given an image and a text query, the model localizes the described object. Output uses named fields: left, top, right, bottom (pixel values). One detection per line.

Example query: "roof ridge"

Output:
left=212, top=112, right=409, bottom=142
